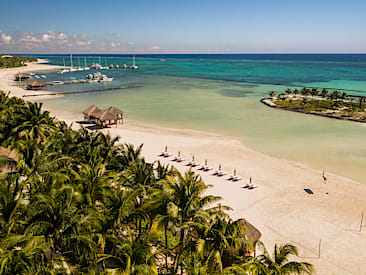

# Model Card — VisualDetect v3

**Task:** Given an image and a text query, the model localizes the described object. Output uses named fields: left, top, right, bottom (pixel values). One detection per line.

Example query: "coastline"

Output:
left=261, top=97, right=366, bottom=124
left=2, top=62, right=366, bottom=274
left=0, top=59, right=64, bottom=100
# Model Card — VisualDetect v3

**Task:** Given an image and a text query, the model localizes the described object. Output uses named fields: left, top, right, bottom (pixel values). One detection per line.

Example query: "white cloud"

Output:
left=110, top=42, right=120, bottom=48
left=19, top=33, right=42, bottom=43
left=148, top=45, right=160, bottom=51
left=1, top=33, right=13, bottom=44
left=0, top=29, right=136, bottom=53
left=58, top=33, right=68, bottom=40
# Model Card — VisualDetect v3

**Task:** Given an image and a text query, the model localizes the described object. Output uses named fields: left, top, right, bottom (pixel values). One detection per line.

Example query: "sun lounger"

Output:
left=173, top=156, right=185, bottom=162
left=243, top=183, right=258, bottom=189
left=188, top=161, right=200, bottom=167
left=248, top=184, right=258, bottom=189
left=217, top=170, right=226, bottom=176
left=229, top=175, right=242, bottom=181
left=201, top=165, right=213, bottom=171
left=160, top=152, right=172, bottom=157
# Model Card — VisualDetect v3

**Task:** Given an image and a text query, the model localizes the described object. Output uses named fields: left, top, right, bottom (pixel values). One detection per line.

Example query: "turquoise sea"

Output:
left=30, top=54, right=366, bottom=183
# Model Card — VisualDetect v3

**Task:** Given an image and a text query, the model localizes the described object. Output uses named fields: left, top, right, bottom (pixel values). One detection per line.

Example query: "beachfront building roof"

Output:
left=239, top=218, right=261, bottom=256
left=84, top=105, right=124, bottom=127
left=95, top=107, right=124, bottom=128
left=26, top=80, right=47, bottom=90
left=0, top=146, right=18, bottom=173
left=83, top=105, right=102, bottom=121
left=15, top=73, right=31, bottom=81
left=106, top=106, right=124, bottom=118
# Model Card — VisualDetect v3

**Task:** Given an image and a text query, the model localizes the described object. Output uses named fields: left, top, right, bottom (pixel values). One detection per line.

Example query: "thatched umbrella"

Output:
left=0, top=146, right=18, bottom=173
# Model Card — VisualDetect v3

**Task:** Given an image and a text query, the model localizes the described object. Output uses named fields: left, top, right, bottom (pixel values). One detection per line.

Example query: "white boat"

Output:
left=51, top=81, right=64, bottom=85
left=41, top=75, right=46, bottom=78
left=87, top=72, right=113, bottom=82
left=115, top=64, right=120, bottom=68
left=34, top=75, right=40, bottom=79
left=130, top=54, right=138, bottom=69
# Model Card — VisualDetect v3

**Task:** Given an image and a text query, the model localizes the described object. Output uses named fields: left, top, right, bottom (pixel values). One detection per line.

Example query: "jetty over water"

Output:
left=22, top=85, right=143, bottom=97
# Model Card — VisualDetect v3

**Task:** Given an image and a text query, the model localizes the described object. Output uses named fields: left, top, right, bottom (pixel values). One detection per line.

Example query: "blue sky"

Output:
left=1, top=0, right=365, bottom=53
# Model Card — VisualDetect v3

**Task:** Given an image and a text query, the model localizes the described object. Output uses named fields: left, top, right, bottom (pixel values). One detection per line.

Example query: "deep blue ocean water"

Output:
left=28, top=54, right=366, bottom=93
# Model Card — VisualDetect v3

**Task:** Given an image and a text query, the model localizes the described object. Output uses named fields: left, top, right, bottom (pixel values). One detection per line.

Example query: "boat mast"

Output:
left=99, top=56, right=101, bottom=65
left=133, top=54, right=135, bottom=66
left=78, top=56, right=81, bottom=68
left=70, top=53, right=73, bottom=68
left=63, top=57, right=65, bottom=67
left=84, top=57, right=87, bottom=68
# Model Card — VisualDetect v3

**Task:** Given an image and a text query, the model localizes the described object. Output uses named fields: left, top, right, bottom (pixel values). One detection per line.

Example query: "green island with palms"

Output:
left=0, top=90, right=314, bottom=274
left=0, top=55, right=37, bottom=69
left=264, top=88, right=366, bottom=122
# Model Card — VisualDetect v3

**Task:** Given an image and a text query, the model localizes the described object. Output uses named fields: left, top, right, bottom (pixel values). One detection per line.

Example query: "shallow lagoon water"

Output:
left=40, top=66, right=366, bottom=184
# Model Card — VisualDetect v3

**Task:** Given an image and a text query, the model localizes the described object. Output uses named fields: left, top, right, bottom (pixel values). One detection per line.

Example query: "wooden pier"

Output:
left=22, top=85, right=143, bottom=97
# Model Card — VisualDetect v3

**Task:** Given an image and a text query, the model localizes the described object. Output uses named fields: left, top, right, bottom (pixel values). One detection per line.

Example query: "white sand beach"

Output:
left=0, top=59, right=63, bottom=100
left=2, top=61, right=366, bottom=274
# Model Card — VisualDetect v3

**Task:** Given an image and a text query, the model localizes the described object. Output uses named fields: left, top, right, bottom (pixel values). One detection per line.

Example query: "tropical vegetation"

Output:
left=0, top=55, right=37, bottom=69
left=267, top=88, right=366, bottom=121
left=0, top=90, right=314, bottom=274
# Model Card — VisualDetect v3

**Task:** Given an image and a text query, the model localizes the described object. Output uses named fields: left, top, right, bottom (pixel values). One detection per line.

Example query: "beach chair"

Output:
left=214, top=164, right=226, bottom=176
left=173, top=151, right=185, bottom=162
left=248, top=183, right=258, bottom=189
left=188, top=155, right=200, bottom=167
left=229, top=169, right=242, bottom=181
left=200, top=159, right=213, bottom=171
left=160, top=146, right=172, bottom=158
left=243, top=177, right=257, bottom=189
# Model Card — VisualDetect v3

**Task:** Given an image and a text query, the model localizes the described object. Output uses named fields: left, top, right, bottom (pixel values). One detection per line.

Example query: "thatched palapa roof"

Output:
left=106, top=106, right=124, bottom=115
left=83, top=105, right=102, bottom=116
left=27, top=80, right=47, bottom=87
left=94, top=109, right=118, bottom=121
left=15, top=73, right=31, bottom=80
left=239, top=218, right=261, bottom=244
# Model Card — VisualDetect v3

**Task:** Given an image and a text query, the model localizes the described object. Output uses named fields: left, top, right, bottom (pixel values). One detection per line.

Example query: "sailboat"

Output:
left=58, top=57, right=69, bottom=74
left=77, top=56, right=84, bottom=71
left=84, top=57, right=90, bottom=70
left=130, top=54, right=138, bottom=69
left=69, top=53, right=78, bottom=72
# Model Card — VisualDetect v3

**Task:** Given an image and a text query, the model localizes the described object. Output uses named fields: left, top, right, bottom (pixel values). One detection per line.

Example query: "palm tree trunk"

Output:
left=173, top=229, right=185, bottom=274
left=165, top=224, right=169, bottom=273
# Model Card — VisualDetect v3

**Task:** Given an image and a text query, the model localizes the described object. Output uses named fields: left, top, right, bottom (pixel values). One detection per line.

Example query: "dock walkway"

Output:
left=23, top=85, right=143, bottom=97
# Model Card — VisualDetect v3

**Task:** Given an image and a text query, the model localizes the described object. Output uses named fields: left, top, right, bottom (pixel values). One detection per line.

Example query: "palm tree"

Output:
left=101, top=233, right=159, bottom=275
left=269, top=91, right=276, bottom=98
left=0, top=174, right=24, bottom=237
left=310, top=88, right=318, bottom=99
left=163, top=169, right=221, bottom=274
left=11, top=102, right=55, bottom=143
left=285, top=89, right=292, bottom=96
left=320, top=89, right=328, bottom=98
left=256, top=243, right=314, bottom=274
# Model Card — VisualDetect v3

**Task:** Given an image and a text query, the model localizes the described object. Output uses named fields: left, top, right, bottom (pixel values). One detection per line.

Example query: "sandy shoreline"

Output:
left=1, top=61, right=366, bottom=274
